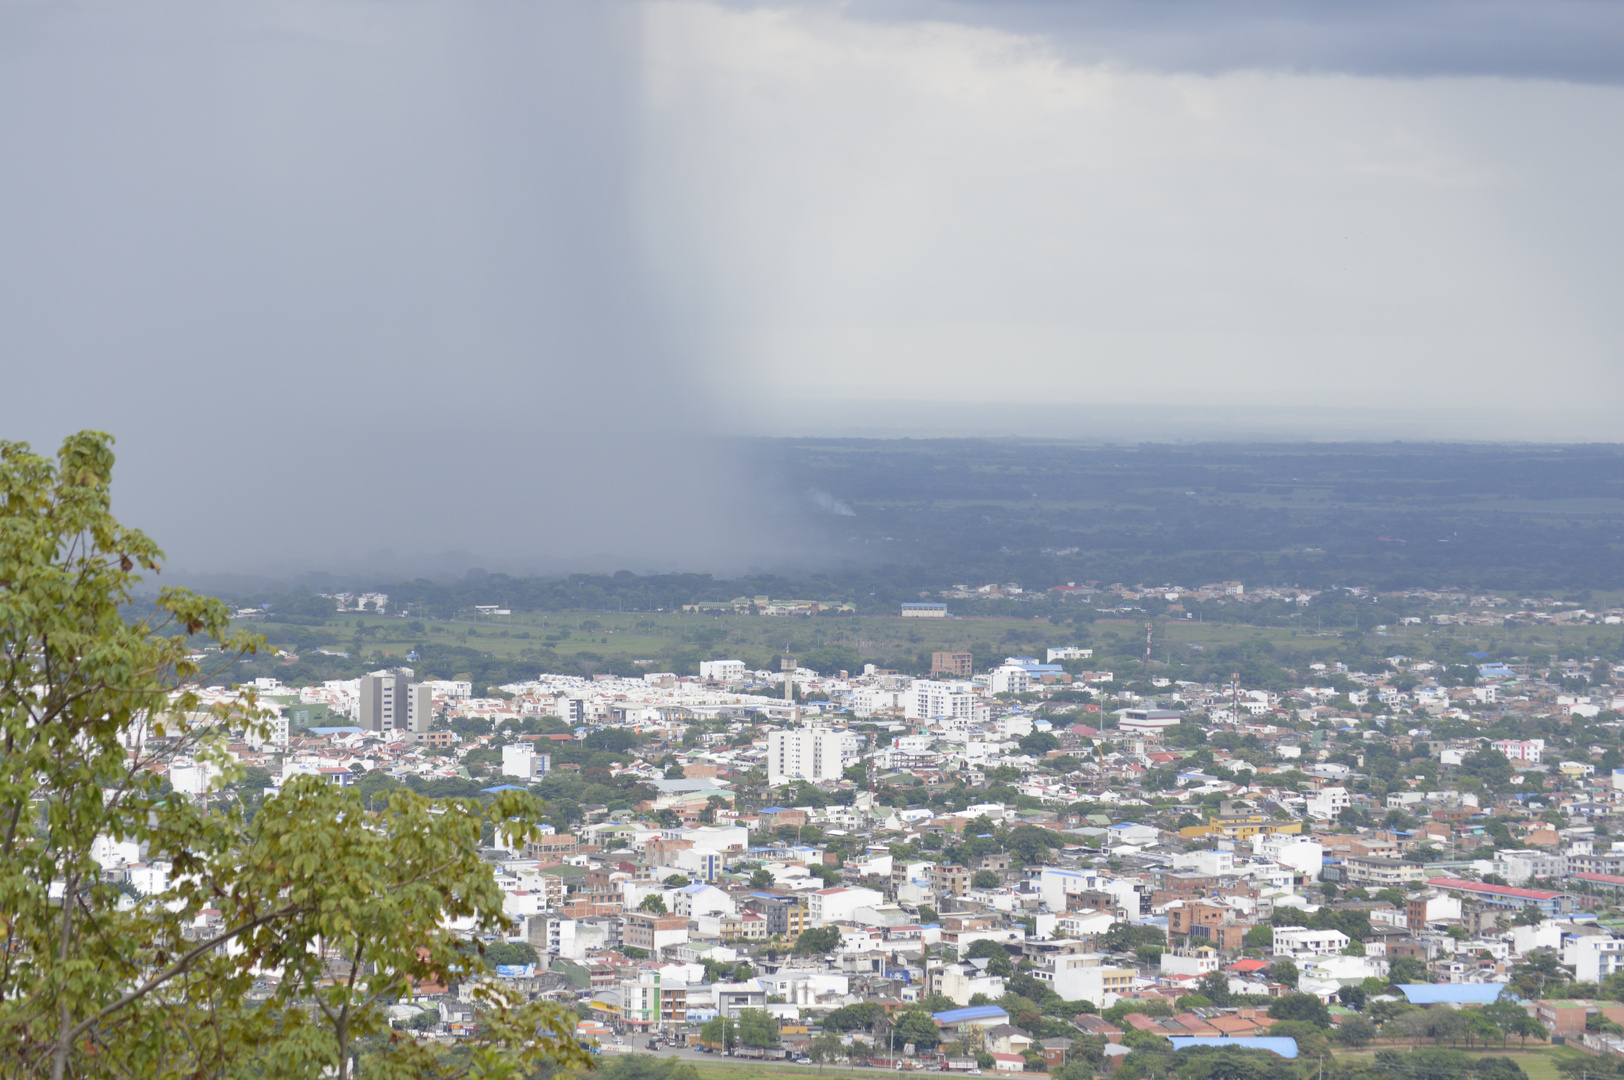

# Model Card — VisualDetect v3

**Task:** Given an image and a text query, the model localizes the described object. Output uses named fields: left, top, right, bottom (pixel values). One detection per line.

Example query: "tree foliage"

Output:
left=1266, top=994, right=1330, bottom=1028
left=737, top=1008, right=780, bottom=1048
left=893, top=1008, right=942, bottom=1050
left=794, top=926, right=843, bottom=955
left=0, top=433, right=589, bottom=1080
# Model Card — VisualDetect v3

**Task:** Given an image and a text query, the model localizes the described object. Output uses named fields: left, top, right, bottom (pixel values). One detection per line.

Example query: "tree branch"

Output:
left=61, top=899, right=306, bottom=1049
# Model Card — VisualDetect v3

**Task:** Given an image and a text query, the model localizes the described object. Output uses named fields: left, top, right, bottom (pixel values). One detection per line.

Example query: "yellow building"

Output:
left=1180, top=810, right=1302, bottom=842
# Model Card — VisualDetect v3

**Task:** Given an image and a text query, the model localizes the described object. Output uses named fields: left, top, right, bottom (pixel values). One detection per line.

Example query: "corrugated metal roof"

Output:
left=1168, top=1037, right=1298, bottom=1059
left=1396, top=983, right=1511, bottom=1005
left=933, top=1005, right=1010, bottom=1024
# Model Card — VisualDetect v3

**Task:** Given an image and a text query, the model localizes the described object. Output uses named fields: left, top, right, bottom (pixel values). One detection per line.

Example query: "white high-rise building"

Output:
left=904, top=680, right=976, bottom=721
left=246, top=712, right=291, bottom=749
left=768, top=726, right=856, bottom=786
left=358, top=668, right=435, bottom=733
left=989, top=665, right=1033, bottom=695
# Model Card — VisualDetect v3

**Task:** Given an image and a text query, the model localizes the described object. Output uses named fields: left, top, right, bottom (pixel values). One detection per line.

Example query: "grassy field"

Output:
left=260, top=605, right=1623, bottom=681
left=677, top=1044, right=1587, bottom=1080
left=688, top=1060, right=899, bottom=1080
left=1333, top=1044, right=1588, bottom=1080
left=274, top=610, right=1075, bottom=666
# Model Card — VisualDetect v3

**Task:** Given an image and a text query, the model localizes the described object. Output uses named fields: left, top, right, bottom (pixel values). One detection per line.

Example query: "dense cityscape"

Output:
left=96, top=574, right=1624, bottom=1078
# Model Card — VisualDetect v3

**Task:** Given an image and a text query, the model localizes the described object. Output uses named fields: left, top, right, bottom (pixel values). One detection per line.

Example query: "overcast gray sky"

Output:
left=1, top=0, right=1620, bottom=574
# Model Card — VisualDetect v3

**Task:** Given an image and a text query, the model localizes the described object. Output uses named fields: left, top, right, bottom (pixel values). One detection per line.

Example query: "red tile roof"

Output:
left=1427, top=877, right=1564, bottom=901
left=1226, top=959, right=1271, bottom=973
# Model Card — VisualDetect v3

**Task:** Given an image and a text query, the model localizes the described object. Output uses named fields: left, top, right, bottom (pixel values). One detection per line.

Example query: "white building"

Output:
left=1047, top=647, right=1094, bottom=662
left=1273, top=927, right=1351, bottom=959
left=990, top=665, right=1033, bottom=695
left=807, top=886, right=885, bottom=927
left=1255, top=835, right=1325, bottom=880
left=767, top=727, right=855, bottom=786
left=1160, top=947, right=1221, bottom=977
left=1054, top=911, right=1117, bottom=938
left=900, top=604, right=948, bottom=618
left=502, top=890, right=551, bottom=920
left=528, top=914, right=581, bottom=959
left=1116, top=709, right=1182, bottom=737
left=905, top=680, right=978, bottom=721
left=673, top=882, right=737, bottom=919
left=1173, top=850, right=1235, bottom=877
left=932, top=961, right=1007, bottom=1006
left=1030, top=952, right=1134, bottom=1008
left=1497, top=850, right=1562, bottom=885
left=1302, top=954, right=1389, bottom=985
left=1492, top=739, right=1544, bottom=764
left=1409, top=891, right=1463, bottom=926
left=168, top=759, right=220, bottom=796
left=700, top=660, right=747, bottom=682
left=852, top=686, right=906, bottom=717
left=358, top=668, right=434, bottom=734
left=1306, top=786, right=1352, bottom=821
left=1570, top=937, right=1624, bottom=984
left=502, top=744, right=551, bottom=781
left=247, top=712, right=291, bottom=749
left=1037, top=867, right=1102, bottom=912
left=129, top=862, right=170, bottom=896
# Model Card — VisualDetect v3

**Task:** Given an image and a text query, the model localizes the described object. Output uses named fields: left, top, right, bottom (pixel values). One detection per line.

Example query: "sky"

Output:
left=0, top=0, right=1620, bottom=575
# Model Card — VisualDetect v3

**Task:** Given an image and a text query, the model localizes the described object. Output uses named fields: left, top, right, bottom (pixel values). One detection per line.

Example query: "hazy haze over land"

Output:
left=1, top=0, right=1620, bottom=576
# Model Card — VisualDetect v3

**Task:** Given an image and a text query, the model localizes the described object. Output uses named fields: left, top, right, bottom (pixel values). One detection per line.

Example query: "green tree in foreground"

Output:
left=700, top=1017, right=736, bottom=1051
left=808, top=1029, right=846, bottom=1070
left=1267, top=993, right=1331, bottom=1028
left=0, top=433, right=589, bottom=1080
left=738, top=1008, right=780, bottom=1048
left=892, top=1008, right=942, bottom=1051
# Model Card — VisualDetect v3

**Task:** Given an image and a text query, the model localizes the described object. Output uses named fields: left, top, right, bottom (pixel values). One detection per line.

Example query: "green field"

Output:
left=241, top=598, right=1623, bottom=693
left=689, top=1060, right=900, bottom=1080
left=265, top=609, right=1075, bottom=668
left=1333, top=1044, right=1585, bottom=1080
left=275, top=607, right=1622, bottom=663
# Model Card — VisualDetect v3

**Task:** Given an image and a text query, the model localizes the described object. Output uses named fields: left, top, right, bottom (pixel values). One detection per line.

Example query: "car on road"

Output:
left=796, top=1058, right=812, bottom=1065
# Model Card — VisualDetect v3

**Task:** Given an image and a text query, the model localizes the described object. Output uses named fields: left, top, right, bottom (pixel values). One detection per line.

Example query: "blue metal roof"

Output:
left=481, top=784, right=529, bottom=792
left=1397, top=984, right=1510, bottom=1005
left=1168, top=1038, right=1298, bottom=1059
left=933, top=1006, right=1009, bottom=1024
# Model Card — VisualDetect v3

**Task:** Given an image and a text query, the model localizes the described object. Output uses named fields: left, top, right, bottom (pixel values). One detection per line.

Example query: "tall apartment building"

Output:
left=767, top=726, right=855, bottom=786
left=358, top=668, right=433, bottom=733
left=989, top=665, right=1033, bottom=695
left=905, top=680, right=976, bottom=721
left=931, top=652, right=974, bottom=677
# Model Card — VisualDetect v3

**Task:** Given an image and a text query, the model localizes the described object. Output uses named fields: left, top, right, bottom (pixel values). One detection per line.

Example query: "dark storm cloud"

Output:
left=788, top=0, right=1624, bottom=83
left=0, top=0, right=792, bottom=577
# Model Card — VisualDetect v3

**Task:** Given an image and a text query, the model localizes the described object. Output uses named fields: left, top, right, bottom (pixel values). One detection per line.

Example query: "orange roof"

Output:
left=1207, top=1016, right=1265, bottom=1035
left=1123, top=1014, right=1174, bottom=1034
left=1171, top=1014, right=1221, bottom=1036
